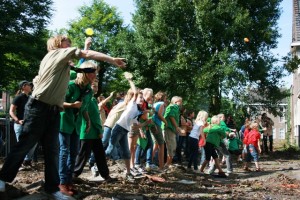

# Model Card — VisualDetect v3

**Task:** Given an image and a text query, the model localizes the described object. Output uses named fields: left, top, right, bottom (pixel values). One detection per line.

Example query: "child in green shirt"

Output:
left=228, top=132, right=243, bottom=162
left=199, top=116, right=226, bottom=176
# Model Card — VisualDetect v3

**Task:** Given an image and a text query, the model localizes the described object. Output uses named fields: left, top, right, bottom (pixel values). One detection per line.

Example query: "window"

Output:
left=279, top=128, right=285, bottom=139
left=279, top=106, right=286, bottom=123
left=279, top=113, right=285, bottom=123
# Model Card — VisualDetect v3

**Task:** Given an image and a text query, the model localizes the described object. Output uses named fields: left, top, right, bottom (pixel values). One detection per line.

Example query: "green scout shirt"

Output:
left=162, top=104, right=180, bottom=133
left=60, top=81, right=92, bottom=134
left=79, top=97, right=103, bottom=139
left=220, top=120, right=230, bottom=133
left=204, top=124, right=226, bottom=147
left=228, top=137, right=242, bottom=151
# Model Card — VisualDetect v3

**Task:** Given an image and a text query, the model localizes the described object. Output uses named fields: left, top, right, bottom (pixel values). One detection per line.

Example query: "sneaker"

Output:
left=125, top=173, right=135, bottom=182
left=104, top=176, right=118, bottom=183
left=0, top=179, right=5, bottom=192
left=149, top=164, right=159, bottom=170
left=134, top=164, right=145, bottom=173
left=130, top=167, right=142, bottom=176
left=137, top=167, right=145, bottom=173
left=91, top=166, right=99, bottom=177
left=208, top=167, right=215, bottom=174
left=51, top=191, right=76, bottom=200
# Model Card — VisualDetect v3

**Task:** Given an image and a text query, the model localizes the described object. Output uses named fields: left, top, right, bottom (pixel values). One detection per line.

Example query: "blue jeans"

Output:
left=14, top=123, right=37, bottom=162
left=135, top=130, right=153, bottom=166
left=101, top=126, right=121, bottom=160
left=59, top=131, right=79, bottom=184
left=105, top=124, right=130, bottom=160
left=0, top=97, right=61, bottom=193
left=246, top=144, right=259, bottom=162
left=199, top=147, right=206, bottom=166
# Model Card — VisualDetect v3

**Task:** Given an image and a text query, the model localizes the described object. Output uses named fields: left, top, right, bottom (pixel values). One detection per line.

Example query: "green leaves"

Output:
left=0, top=0, right=52, bottom=90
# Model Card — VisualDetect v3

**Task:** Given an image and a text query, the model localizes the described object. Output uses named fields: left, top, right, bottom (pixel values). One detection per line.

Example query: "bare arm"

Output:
left=82, top=110, right=91, bottom=133
left=170, top=116, right=181, bottom=133
left=124, top=72, right=138, bottom=102
left=63, top=101, right=82, bottom=109
left=157, top=104, right=168, bottom=126
left=98, top=92, right=114, bottom=109
left=84, top=37, right=92, bottom=50
left=9, top=104, right=21, bottom=124
left=200, top=126, right=206, bottom=145
left=257, top=139, right=262, bottom=153
left=79, top=50, right=126, bottom=68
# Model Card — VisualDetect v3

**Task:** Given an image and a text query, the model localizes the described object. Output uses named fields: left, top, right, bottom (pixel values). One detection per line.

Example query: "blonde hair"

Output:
left=47, top=35, right=72, bottom=51
left=250, top=122, right=259, bottom=130
left=124, top=88, right=142, bottom=105
left=195, top=110, right=208, bottom=123
left=142, top=88, right=153, bottom=97
left=210, top=115, right=220, bottom=125
left=75, top=61, right=99, bottom=86
left=170, top=96, right=182, bottom=104
left=154, top=91, right=167, bottom=102
left=218, top=113, right=225, bottom=120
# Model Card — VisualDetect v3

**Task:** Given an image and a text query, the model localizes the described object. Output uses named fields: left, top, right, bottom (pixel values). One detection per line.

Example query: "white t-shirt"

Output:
left=116, top=101, right=140, bottom=131
left=189, top=120, right=204, bottom=140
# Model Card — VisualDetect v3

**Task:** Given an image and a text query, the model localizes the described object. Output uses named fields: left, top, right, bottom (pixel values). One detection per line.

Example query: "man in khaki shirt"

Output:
left=0, top=35, right=126, bottom=200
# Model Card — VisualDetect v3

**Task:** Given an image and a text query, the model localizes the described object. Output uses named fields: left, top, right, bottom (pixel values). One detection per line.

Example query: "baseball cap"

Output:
left=19, top=80, right=33, bottom=89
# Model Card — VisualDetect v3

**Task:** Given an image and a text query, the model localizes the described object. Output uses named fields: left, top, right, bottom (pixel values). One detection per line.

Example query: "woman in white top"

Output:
left=105, top=72, right=145, bottom=181
left=187, top=110, right=208, bottom=171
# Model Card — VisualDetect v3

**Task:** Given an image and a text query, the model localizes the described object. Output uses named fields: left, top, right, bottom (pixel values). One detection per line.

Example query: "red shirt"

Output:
left=244, top=129, right=261, bottom=148
left=243, top=128, right=250, bottom=144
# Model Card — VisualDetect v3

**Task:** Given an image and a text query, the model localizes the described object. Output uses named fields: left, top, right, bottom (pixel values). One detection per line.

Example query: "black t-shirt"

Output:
left=12, top=93, right=29, bottom=120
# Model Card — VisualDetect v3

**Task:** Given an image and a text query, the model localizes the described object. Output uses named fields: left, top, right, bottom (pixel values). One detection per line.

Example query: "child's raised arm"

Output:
left=124, top=72, right=139, bottom=102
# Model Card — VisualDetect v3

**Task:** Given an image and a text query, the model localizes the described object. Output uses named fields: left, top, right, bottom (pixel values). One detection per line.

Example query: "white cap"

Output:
left=229, top=132, right=236, bottom=137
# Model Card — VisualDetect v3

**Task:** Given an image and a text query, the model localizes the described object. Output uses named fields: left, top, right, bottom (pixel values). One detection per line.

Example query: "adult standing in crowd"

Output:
left=9, top=80, right=37, bottom=167
left=260, top=113, right=274, bottom=154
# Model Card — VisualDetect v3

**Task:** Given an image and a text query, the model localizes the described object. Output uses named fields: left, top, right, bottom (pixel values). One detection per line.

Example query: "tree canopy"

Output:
left=65, top=0, right=130, bottom=96
left=126, top=0, right=287, bottom=115
left=0, top=0, right=53, bottom=91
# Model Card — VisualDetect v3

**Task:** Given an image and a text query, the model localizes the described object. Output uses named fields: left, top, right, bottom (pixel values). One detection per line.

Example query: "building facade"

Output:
left=291, top=0, right=300, bottom=146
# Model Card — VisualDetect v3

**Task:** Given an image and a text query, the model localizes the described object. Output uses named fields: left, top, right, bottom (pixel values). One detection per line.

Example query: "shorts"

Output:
left=163, top=128, right=176, bottom=157
left=204, top=142, right=218, bottom=161
left=151, top=124, right=164, bottom=145
left=229, top=149, right=242, bottom=156
left=128, top=123, right=140, bottom=138
left=245, top=144, right=259, bottom=162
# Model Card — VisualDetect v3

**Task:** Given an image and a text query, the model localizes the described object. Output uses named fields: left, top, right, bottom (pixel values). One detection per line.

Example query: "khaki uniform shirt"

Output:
left=32, top=47, right=81, bottom=108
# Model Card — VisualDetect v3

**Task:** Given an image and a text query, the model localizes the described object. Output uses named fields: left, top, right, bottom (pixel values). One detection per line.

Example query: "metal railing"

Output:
left=0, top=117, right=17, bottom=157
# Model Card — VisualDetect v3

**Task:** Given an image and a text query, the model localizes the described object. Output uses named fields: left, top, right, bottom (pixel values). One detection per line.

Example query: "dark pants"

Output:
left=175, top=135, right=188, bottom=162
left=73, top=139, right=109, bottom=179
left=263, top=135, right=273, bottom=153
left=187, top=137, right=199, bottom=170
left=0, top=97, right=60, bottom=193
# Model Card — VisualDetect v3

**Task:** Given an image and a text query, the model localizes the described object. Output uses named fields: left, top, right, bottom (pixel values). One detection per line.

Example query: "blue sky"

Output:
left=48, top=0, right=293, bottom=86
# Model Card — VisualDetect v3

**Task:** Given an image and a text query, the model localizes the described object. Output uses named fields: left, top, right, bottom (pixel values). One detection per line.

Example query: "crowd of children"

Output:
left=0, top=34, right=270, bottom=200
